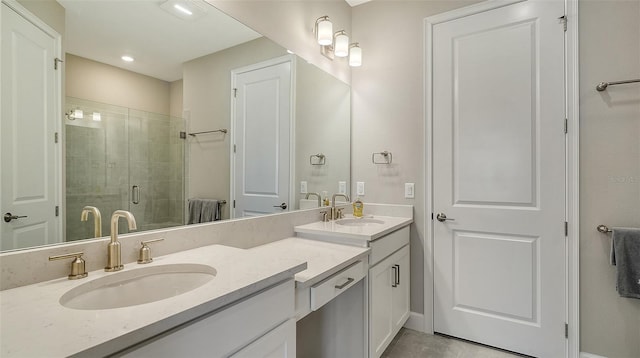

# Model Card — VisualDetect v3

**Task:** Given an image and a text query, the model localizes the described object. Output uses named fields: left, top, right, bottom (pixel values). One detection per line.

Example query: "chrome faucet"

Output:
left=80, top=206, right=102, bottom=238
left=105, top=210, right=137, bottom=272
left=305, top=192, right=321, bottom=207
left=331, top=193, right=350, bottom=220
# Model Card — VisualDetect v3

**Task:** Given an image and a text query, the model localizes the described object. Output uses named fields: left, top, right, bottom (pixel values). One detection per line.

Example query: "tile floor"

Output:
left=382, top=328, right=525, bottom=358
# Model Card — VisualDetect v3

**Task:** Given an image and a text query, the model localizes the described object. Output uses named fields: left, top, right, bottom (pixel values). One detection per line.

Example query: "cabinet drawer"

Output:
left=310, top=260, right=366, bottom=311
left=370, top=226, right=409, bottom=266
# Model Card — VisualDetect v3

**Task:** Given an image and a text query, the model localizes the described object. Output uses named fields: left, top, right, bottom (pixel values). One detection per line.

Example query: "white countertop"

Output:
left=294, top=215, right=413, bottom=246
left=249, top=238, right=370, bottom=289
left=0, top=245, right=306, bottom=357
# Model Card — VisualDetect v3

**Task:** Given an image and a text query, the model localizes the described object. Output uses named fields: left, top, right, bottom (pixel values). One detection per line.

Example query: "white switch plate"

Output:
left=405, top=183, right=414, bottom=198
left=338, top=181, right=347, bottom=194
left=300, top=181, right=307, bottom=194
left=356, top=182, right=365, bottom=196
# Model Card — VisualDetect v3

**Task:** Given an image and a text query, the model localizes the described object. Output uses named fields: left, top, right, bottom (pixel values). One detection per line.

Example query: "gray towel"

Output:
left=200, top=199, right=221, bottom=222
left=187, top=199, right=203, bottom=224
left=610, top=227, right=640, bottom=299
left=188, top=198, right=222, bottom=224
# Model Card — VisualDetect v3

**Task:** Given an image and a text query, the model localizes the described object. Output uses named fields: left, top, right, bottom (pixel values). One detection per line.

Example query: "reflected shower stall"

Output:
left=65, top=97, right=186, bottom=241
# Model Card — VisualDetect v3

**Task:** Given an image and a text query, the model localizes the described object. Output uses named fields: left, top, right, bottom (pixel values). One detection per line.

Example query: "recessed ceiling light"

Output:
left=173, top=4, right=192, bottom=16
left=121, top=55, right=134, bottom=62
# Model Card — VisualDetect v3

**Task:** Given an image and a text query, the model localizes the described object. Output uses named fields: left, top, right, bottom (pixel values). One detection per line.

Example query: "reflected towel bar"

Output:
left=597, top=224, right=612, bottom=233
left=595, top=79, right=640, bottom=91
left=180, top=129, right=228, bottom=138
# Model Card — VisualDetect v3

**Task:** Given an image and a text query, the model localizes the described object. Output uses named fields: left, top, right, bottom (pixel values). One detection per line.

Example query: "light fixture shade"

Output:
left=334, top=31, right=349, bottom=57
left=73, top=109, right=84, bottom=119
left=316, top=17, right=333, bottom=46
left=349, top=44, right=362, bottom=67
left=92, top=112, right=102, bottom=121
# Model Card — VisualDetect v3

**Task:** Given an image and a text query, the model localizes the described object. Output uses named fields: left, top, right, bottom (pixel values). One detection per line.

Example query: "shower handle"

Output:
left=132, top=185, right=140, bottom=205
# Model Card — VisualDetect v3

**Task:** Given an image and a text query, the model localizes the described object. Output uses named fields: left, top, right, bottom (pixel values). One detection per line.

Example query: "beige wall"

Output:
left=65, top=54, right=171, bottom=115
left=16, top=0, right=64, bottom=35
left=294, top=57, right=351, bottom=206
left=351, top=0, right=640, bottom=356
left=183, top=37, right=287, bottom=218
left=208, top=0, right=352, bottom=85
left=169, top=80, right=184, bottom=119
left=579, top=1, right=640, bottom=356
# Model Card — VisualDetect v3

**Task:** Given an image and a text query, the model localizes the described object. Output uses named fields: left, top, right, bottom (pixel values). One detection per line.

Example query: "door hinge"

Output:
left=54, top=132, right=59, bottom=143
left=55, top=206, right=59, bottom=217
left=233, top=200, right=236, bottom=208
left=233, top=144, right=236, bottom=153
left=564, top=118, right=568, bottom=134
left=233, top=88, right=237, bottom=98
left=565, top=323, right=568, bottom=338
left=431, top=213, right=434, bottom=220
left=565, top=221, right=568, bottom=237
left=54, top=58, right=63, bottom=70
left=559, top=15, right=567, bottom=32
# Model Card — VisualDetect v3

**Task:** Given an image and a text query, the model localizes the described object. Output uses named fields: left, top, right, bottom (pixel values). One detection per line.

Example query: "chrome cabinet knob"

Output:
left=436, top=213, right=455, bottom=222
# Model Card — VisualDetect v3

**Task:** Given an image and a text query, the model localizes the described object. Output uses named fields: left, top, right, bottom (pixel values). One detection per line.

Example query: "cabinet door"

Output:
left=231, top=319, right=296, bottom=358
left=391, top=245, right=410, bottom=329
left=369, top=256, right=393, bottom=358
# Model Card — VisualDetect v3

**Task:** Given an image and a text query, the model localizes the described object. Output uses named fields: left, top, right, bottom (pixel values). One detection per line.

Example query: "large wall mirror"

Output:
left=0, top=0, right=350, bottom=252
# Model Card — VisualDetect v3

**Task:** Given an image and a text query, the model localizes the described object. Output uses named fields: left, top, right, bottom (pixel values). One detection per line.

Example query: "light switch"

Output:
left=300, top=181, right=308, bottom=194
left=357, top=182, right=365, bottom=196
left=338, top=181, right=347, bottom=194
left=405, top=183, right=415, bottom=198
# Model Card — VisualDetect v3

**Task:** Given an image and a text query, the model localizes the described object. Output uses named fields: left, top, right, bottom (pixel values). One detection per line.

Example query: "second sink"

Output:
left=60, top=263, right=216, bottom=310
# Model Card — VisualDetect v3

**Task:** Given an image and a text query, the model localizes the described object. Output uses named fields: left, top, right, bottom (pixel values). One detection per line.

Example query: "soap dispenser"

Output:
left=322, top=191, right=330, bottom=206
left=353, top=197, right=364, bottom=217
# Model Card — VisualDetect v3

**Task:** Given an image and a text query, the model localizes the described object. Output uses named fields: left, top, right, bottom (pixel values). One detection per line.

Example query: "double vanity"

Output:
left=0, top=204, right=412, bottom=357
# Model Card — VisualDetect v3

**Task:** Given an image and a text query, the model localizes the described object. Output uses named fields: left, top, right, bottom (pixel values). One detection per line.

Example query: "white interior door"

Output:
left=1, top=2, right=61, bottom=250
left=431, top=1, right=566, bottom=356
left=232, top=58, right=291, bottom=218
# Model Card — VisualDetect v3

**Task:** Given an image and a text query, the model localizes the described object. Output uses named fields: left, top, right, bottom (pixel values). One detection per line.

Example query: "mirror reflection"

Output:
left=0, top=0, right=350, bottom=251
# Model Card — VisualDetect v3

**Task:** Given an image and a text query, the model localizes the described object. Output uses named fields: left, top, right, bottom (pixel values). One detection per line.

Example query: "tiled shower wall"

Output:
left=65, top=98, right=185, bottom=241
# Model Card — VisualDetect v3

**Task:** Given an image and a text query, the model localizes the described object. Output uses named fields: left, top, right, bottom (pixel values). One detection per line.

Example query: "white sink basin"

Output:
left=60, top=263, right=216, bottom=310
left=335, top=218, right=385, bottom=227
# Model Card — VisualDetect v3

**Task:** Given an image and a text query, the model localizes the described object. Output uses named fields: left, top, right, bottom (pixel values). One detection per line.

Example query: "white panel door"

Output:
left=232, top=59, right=291, bottom=218
left=1, top=3, right=61, bottom=250
left=432, top=1, right=566, bottom=357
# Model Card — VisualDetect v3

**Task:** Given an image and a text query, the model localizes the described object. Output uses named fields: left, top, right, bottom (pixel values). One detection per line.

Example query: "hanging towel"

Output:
left=188, top=199, right=203, bottom=224
left=610, top=227, right=640, bottom=299
left=188, top=198, right=222, bottom=224
left=200, top=199, right=221, bottom=222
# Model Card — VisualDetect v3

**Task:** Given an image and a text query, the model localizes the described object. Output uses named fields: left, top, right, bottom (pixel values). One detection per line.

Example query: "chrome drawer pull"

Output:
left=334, top=277, right=354, bottom=289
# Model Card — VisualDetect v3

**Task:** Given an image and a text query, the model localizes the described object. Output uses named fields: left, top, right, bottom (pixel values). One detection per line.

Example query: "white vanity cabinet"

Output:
left=117, top=280, right=296, bottom=358
left=368, top=227, right=410, bottom=358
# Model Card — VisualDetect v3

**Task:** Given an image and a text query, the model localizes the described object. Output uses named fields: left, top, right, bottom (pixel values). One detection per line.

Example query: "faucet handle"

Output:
left=138, top=238, right=164, bottom=264
left=49, top=252, right=88, bottom=280
left=320, top=210, right=329, bottom=222
left=336, top=208, right=345, bottom=219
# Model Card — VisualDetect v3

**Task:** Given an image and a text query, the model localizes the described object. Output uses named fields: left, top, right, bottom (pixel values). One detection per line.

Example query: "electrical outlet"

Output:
left=300, top=181, right=307, bottom=194
left=405, top=183, right=415, bottom=198
left=338, top=181, right=346, bottom=194
left=357, top=182, right=365, bottom=196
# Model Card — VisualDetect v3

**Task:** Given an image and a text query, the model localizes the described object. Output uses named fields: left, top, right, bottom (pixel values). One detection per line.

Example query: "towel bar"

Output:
left=597, top=224, right=612, bottom=233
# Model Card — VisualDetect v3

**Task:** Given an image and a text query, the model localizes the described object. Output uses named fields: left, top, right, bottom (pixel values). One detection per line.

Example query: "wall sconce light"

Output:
left=314, top=16, right=362, bottom=67
left=65, top=109, right=83, bottom=120
left=92, top=112, right=102, bottom=121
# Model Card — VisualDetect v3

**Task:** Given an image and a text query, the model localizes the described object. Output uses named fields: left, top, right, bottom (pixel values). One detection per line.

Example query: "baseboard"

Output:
left=403, top=312, right=425, bottom=332
left=580, top=353, right=608, bottom=358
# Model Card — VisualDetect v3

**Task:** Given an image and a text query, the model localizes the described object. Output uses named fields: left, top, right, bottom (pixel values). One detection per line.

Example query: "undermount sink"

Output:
left=335, top=218, right=385, bottom=227
left=60, top=263, right=216, bottom=310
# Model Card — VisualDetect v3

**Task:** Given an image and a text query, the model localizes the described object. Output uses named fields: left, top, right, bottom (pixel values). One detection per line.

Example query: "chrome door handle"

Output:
left=4, top=213, right=28, bottom=223
left=273, top=203, right=287, bottom=210
left=436, top=213, right=454, bottom=222
left=132, top=185, right=140, bottom=204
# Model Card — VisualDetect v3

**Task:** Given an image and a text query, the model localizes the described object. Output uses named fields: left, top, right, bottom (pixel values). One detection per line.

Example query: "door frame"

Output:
left=229, top=54, right=296, bottom=219
left=1, top=0, right=63, bottom=244
left=422, top=0, right=580, bottom=357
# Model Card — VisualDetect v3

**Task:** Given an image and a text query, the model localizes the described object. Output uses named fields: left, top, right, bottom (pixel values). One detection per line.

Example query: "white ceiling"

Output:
left=345, top=0, right=371, bottom=7
left=58, top=0, right=262, bottom=82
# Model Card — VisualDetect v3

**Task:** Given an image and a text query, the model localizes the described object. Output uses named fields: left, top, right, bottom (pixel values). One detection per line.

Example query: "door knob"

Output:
left=436, top=213, right=454, bottom=222
left=273, top=203, right=288, bottom=210
left=4, top=213, right=28, bottom=223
